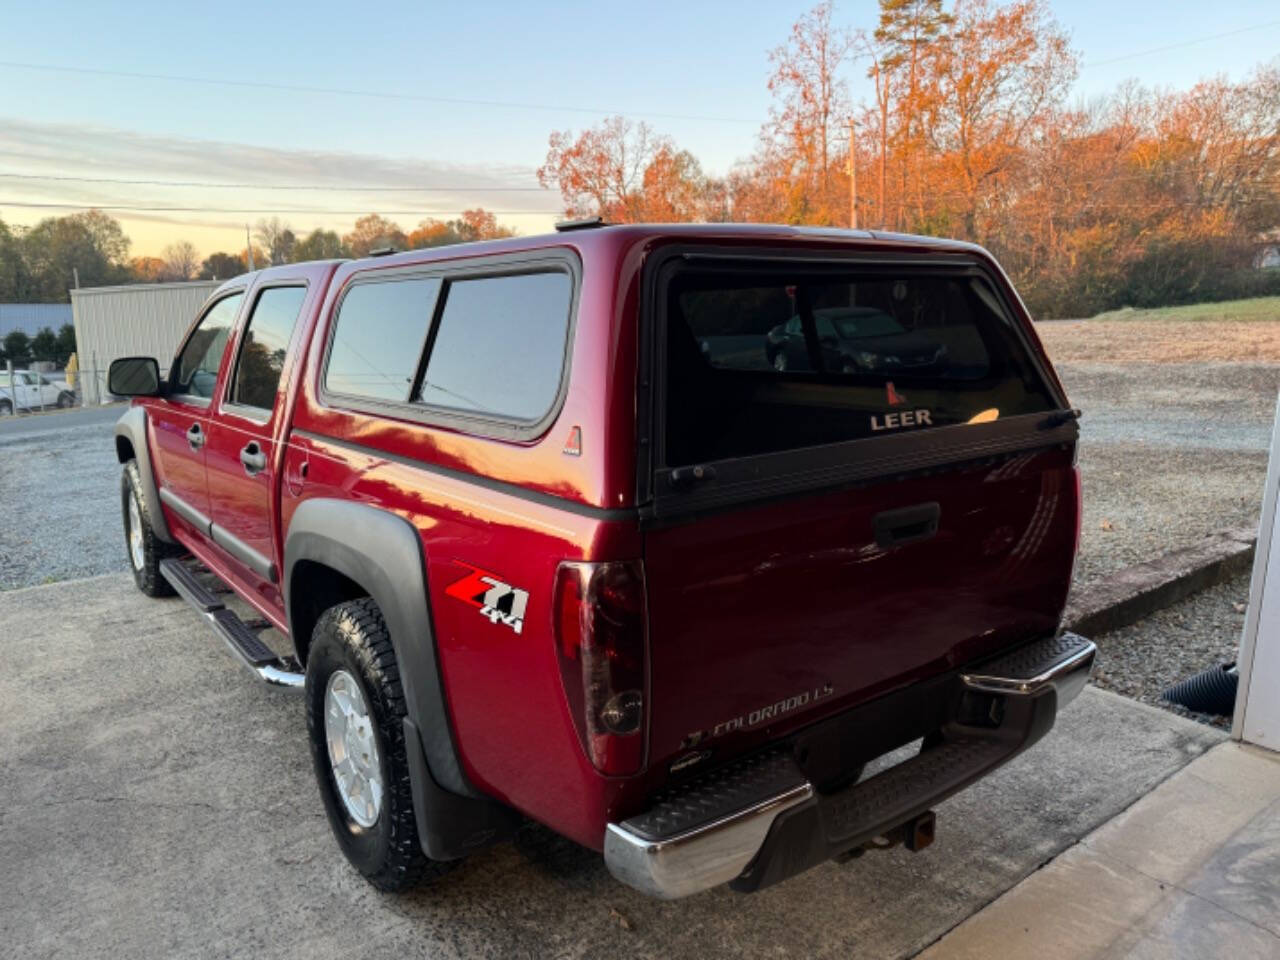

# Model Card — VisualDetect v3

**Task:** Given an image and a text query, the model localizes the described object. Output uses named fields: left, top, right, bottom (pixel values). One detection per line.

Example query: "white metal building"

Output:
left=1234, top=393, right=1280, bottom=752
left=71, top=280, right=220, bottom=405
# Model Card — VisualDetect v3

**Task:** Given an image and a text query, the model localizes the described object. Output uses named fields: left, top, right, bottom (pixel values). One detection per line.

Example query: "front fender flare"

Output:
left=283, top=498, right=472, bottom=798
left=114, top=406, right=174, bottom=543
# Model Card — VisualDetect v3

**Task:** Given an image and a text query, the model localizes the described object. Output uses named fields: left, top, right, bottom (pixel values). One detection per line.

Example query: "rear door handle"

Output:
left=240, top=441, right=267, bottom=476
left=872, top=502, right=941, bottom=549
left=186, top=423, right=205, bottom=451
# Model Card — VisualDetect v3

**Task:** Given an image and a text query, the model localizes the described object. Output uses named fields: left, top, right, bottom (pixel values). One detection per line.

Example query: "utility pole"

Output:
left=245, top=224, right=255, bottom=271
left=847, top=117, right=859, bottom=230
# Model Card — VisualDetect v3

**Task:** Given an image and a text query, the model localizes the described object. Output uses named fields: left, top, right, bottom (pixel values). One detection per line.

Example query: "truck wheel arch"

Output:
left=283, top=498, right=473, bottom=799
left=114, top=407, right=174, bottom=543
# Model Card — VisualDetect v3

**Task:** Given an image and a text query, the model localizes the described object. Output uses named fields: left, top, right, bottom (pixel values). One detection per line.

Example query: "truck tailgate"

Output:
left=644, top=447, right=1078, bottom=764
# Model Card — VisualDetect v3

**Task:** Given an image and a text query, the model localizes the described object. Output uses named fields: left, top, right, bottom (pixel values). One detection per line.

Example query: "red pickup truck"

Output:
left=109, top=222, right=1094, bottom=898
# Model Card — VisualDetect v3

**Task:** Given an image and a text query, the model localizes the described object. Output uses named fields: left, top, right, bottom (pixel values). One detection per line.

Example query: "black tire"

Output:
left=305, top=598, right=457, bottom=891
left=121, top=460, right=181, bottom=596
left=0, top=399, right=11, bottom=416
left=57, top=391, right=75, bottom=408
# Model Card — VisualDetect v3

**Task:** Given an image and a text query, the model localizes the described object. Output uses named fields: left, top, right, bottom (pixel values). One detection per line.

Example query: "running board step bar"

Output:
left=160, top=556, right=224, bottom=612
left=159, top=558, right=303, bottom=689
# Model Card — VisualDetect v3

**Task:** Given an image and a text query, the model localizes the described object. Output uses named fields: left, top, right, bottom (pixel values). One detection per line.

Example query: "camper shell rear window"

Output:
left=660, top=261, right=1057, bottom=468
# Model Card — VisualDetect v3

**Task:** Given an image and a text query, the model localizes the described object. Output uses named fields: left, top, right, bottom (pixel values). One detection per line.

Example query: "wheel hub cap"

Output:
left=127, top=495, right=145, bottom=571
left=324, top=670, right=383, bottom=827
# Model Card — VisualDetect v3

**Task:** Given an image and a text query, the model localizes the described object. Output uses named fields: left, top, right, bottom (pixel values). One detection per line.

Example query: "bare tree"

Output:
left=161, top=241, right=200, bottom=281
left=253, top=217, right=297, bottom=265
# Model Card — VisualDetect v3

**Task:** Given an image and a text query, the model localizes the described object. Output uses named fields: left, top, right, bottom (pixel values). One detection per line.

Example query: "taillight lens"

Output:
left=553, top=560, right=647, bottom=776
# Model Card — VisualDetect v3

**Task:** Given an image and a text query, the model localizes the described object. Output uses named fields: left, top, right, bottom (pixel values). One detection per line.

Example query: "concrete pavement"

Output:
left=921, top=742, right=1280, bottom=959
left=0, top=574, right=1225, bottom=960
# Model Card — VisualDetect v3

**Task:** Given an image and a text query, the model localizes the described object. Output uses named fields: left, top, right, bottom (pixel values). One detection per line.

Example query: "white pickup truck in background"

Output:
left=0, top=370, right=76, bottom=414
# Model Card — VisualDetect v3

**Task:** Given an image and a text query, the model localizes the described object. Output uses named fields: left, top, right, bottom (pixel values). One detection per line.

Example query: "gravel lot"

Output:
left=0, top=407, right=125, bottom=591
left=1091, top=572, right=1252, bottom=728
left=1057, top=361, right=1278, bottom=586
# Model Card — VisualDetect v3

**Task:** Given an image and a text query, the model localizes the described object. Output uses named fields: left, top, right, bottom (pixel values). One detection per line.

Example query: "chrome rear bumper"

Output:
left=604, top=632, right=1096, bottom=899
left=605, top=782, right=814, bottom=900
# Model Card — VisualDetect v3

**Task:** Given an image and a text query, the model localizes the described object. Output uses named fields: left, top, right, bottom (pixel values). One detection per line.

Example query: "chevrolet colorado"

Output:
left=108, top=222, right=1094, bottom=898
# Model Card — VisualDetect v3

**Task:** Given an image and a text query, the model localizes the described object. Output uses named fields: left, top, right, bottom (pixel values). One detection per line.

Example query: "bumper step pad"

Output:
left=624, top=750, right=808, bottom=842
left=160, top=558, right=303, bottom=689
left=605, top=630, right=1097, bottom=898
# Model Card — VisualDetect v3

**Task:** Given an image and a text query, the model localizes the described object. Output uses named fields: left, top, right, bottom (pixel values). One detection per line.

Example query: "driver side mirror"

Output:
left=108, top=357, right=163, bottom=397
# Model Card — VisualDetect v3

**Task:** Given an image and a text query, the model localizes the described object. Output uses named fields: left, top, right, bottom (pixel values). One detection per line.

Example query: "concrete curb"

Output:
left=1065, top=526, right=1257, bottom=637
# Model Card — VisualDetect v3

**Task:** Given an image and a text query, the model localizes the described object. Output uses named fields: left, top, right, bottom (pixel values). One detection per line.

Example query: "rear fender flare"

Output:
left=283, top=498, right=473, bottom=798
left=113, top=406, right=174, bottom=543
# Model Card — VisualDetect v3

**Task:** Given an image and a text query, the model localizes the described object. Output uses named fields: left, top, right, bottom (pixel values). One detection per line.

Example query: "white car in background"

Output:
left=0, top=370, right=76, bottom=414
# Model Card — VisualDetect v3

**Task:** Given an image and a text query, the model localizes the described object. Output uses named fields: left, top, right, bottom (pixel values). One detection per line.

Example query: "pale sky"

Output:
left=1, top=0, right=1277, bottom=258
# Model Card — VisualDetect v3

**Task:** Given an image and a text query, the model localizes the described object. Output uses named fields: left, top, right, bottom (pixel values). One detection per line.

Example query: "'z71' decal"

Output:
left=445, top=564, right=529, bottom=635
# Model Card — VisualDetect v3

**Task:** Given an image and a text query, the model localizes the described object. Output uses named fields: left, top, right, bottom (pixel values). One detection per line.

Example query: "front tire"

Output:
left=305, top=598, right=457, bottom=891
left=0, top=399, right=11, bottom=416
left=57, top=391, right=75, bottom=408
left=122, top=460, right=180, bottom=596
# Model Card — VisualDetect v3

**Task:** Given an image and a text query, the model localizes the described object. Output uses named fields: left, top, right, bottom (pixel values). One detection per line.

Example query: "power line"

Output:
left=0, top=59, right=756, bottom=125
left=0, top=172, right=548, bottom=192
left=1082, top=20, right=1280, bottom=69
left=0, top=203, right=560, bottom=217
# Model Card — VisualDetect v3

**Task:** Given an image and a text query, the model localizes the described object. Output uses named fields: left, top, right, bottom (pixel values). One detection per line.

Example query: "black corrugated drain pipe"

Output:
left=1162, top=662, right=1239, bottom=717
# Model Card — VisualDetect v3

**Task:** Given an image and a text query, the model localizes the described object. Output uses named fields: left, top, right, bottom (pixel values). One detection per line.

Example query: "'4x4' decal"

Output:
left=444, top=564, right=529, bottom=635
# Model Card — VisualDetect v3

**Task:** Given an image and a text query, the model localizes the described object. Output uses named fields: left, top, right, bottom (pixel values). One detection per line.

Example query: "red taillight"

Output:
left=552, top=560, right=647, bottom=776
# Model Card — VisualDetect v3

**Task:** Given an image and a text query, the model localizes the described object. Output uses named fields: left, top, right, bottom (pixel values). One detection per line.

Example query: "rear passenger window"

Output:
left=416, top=272, right=572, bottom=421
left=230, top=286, right=306, bottom=411
left=326, top=277, right=442, bottom=402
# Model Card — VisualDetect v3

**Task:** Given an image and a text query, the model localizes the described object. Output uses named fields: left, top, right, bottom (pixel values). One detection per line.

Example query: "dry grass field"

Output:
left=1035, top=296, right=1280, bottom=364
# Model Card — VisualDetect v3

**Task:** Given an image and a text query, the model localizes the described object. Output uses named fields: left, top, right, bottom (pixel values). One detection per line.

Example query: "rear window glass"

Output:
left=326, top=277, right=442, bottom=402
left=664, top=269, right=1055, bottom=466
left=415, top=271, right=572, bottom=421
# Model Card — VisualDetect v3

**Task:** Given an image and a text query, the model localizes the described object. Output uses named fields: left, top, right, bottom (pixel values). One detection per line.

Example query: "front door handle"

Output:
left=186, top=423, right=204, bottom=451
left=239, top=441, right=267, bottom=476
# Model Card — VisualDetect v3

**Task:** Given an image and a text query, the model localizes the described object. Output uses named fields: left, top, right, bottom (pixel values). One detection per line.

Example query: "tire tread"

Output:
left=306, top=597, right=457, bottom=891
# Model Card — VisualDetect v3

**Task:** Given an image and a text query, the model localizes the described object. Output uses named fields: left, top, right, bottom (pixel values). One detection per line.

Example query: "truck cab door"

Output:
left=204, top=279, right=314, bottom=609
left=148, top=291, right=245, bottom=539
left=17, top=372, right=40, bottom=410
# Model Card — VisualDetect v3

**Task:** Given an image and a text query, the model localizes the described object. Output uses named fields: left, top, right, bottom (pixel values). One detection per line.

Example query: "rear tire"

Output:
left=122, top=460, right=180, bottom=596
left=305, top=598, right=458, bottom=891
left=0, top=399, right=11, bottom=416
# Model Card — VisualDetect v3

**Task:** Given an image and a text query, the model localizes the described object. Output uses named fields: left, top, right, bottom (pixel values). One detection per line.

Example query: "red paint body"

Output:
left=138, top=225, right=1079, bottom=851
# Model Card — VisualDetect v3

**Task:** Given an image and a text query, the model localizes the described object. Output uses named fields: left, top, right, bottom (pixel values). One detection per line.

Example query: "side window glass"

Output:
left=326, top=277, right=441, bottom=402
left=231, top=286, right=307, bottom=411
left=174, top=293, right=243, bottom=398
left=416, top=271, right=572, bottom=421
